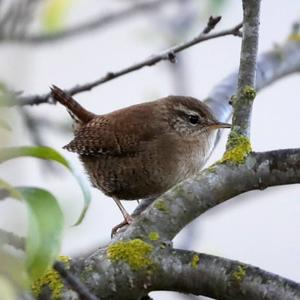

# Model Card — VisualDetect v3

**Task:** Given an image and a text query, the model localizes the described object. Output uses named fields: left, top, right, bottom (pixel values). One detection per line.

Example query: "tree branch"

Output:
left=228, top=0, right=261, bottom=140
left=0, top=0, right=181, bottom=44
left=13, top=20, right=242, bottom=107
left=0, top=228, right=25, bottom=250
left=44, top=148, right=299, bottom=300
left=53, top=261, right=99, bottom=300
left=119, top=148, right=300, bottom=242
left=71, top=217, right=300, bottom=300
left=153, top=249, right=300, bottom=300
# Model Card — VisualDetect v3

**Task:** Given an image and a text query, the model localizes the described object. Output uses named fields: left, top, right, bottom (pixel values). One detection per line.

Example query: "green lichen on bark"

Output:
left=232, top=265, right=247, bottom=282
left=148, top=231, right=160, bottom=241
left=241, top=85, right=256, bottom=101
left=191, top=254, right=200, bottom=269
left=31, top=256, right=71, bottom=300
left=154, top=200, right=169, bottom=213
left=221, top=131, right=252, bottom=164
left=107, top=239, right=154, bottom=271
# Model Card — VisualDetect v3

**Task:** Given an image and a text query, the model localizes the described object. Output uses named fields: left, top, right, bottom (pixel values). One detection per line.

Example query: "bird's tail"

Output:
left=50, top=85, right=95, bottom=123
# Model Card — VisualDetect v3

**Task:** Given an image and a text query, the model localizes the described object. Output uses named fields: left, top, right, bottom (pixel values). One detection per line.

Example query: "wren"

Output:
left=51, top=86, right=230, bottom=234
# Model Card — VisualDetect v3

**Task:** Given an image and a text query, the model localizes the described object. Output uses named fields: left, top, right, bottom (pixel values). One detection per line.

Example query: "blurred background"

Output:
left=0, top=0, right=300, bottom=299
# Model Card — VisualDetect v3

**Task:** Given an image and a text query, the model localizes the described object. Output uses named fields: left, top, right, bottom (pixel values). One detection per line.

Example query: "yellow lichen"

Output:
left=191, top=254, right=200, bottom=269
left=154, top=200, right=169, bottom=213
left=288, top=34, right=300, bottom=42
left=232, top=265, right=246, bottom=282
left=241, top=85, right=256, bottom=101
left=31, top=256, right=71, bottom=300
left=107, top=239, right=153, bottom=271
left=148, top=231, right=160, bottom=241
left=221, top=132, right=252, bottom=164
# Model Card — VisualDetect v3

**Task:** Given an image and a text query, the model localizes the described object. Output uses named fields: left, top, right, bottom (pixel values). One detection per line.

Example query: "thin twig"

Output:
left=20, top=108, right=47, bottom=146
left=14, top=21, right=242, bottom=107
left=0, top=0, right=39, bottom=40
left=20, top=108, right=58, bottom=172
left=228, top=0, right=261, bottom=142
left=0, top=0, right=183, bottom=44
left=53, top=261, right=99, bottom=300
left=0, top=228, right=25, bottom=250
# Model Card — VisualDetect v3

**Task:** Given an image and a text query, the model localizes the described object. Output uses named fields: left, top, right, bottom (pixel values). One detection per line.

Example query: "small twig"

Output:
left=0, top=0, right=39, bottom=40
left=14, top=21, right=242, bottom=107
left=228, top=0, right=261, bottom=142
left=0, top=228, right=25, bottom=250
left=0, top=188, right=10, bottom=200
left=0, top=0, right=182, bottom=44
left=20, top=108, right=47, bottom=146
left=203, top=16, right=222, bottom=34
left=53, top=261, right=99, bottom=300
left=20, top=108, right=58, bottom=172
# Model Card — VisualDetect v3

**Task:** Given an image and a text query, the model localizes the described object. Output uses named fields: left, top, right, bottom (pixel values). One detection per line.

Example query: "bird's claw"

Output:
left=111, top=215, right=133, bottom=237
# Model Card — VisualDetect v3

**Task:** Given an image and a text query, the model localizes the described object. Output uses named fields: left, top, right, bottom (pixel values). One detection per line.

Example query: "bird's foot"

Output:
left=111, top=214, right=133, bottom=237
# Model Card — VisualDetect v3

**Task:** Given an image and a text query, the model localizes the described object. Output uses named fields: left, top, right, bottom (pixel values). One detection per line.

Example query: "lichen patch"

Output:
left=221, top=131, right=252, bottom=164
left=107, top=239, right=153, bottom=271
left=31, top=256, right=71, bottom=300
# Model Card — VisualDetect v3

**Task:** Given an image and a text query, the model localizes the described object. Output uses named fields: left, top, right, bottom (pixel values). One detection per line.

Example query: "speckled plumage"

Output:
left=51, top=86, right=230, bottom=203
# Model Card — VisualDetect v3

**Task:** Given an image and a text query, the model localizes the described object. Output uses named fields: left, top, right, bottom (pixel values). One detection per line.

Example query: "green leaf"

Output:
left=17, top=187, right=64, bottom=281
left=0, top=146, right=91, bottom=225
left=0, top=179, right=64, bottom=280
left=0, top=146, right=67, bottom=164
left=42, top=0, right=72, bottom=32
left=0, top=120, right=11, bottom=131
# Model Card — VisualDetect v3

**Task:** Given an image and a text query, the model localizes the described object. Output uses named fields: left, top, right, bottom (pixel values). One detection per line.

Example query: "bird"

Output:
left=50, top=85, right=230, bottom=235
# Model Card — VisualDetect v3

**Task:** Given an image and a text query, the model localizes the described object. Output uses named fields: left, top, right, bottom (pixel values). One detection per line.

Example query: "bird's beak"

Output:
left=208, top=121, right=231, bottom=129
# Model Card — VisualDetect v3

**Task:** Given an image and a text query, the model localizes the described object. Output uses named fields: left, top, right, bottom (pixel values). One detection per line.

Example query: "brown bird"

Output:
left=51, top=86, right=230, bottom=235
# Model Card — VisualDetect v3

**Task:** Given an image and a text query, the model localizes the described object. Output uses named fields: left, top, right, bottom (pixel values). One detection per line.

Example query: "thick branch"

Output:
left=62, top=148, right=300, bottom=300
left=13, top=21, right=242, bottom=107
left=229, top=0, right=261, bottom=140
left=120, top=148, right=300, bottom=242
left=71, top=234, right=300, bottom=300
left=153, top=249, right=300, bottom=300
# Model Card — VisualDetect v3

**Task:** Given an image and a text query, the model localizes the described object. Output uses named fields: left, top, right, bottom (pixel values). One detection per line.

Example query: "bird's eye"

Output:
left=188, top=114, right=199, bottom=125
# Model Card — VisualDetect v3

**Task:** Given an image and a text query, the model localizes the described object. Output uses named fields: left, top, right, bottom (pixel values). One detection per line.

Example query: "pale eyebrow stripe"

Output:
left=176, top=106, right=203, bottom=118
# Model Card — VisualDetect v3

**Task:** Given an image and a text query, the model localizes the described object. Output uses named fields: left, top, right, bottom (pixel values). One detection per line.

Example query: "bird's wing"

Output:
left=64, top=117, right=121, bottom=155
left=63, top=103, right=167, bottom=156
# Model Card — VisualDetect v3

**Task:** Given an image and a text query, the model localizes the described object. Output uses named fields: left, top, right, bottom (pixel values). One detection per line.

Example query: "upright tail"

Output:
left=50, top=85, right=96, bottom=123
